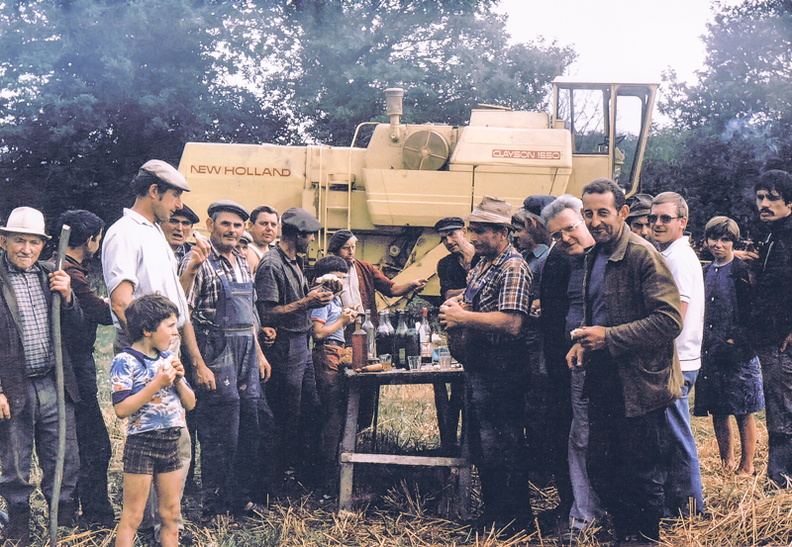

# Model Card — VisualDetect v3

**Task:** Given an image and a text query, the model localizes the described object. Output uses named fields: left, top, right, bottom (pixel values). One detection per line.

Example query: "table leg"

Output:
left=339, top=382, right=362, bottom=513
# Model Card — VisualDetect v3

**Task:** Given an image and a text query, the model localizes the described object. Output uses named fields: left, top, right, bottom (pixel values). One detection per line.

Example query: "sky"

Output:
left=496, top=0, right=714, bottom=87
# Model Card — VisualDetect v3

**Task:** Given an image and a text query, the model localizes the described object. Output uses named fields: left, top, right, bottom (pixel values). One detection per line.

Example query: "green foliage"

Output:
left=643, top=0, right=792, bottom=238
left=0, top=0, right=575, bottom=229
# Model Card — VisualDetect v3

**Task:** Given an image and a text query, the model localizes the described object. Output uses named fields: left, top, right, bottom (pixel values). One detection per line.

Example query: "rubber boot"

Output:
left=5, top=503, right=30, bottom=547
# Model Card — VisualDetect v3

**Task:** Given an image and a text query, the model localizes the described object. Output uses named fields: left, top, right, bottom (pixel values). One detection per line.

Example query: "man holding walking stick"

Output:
left=0, top=207, right=83, bottom=546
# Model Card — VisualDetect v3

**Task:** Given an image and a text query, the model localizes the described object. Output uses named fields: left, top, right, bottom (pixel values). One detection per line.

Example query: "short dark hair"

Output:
left=250, top=205, right=280, bottom=224
left=130, top=169, right=172, bottom=198
left=313, top=255, right=349, bottom=278
left=704, top=216, right=740, bottom=243
left=581, top=178, right=626, bottom=210
left=125, top=294, right=179, bottom=343
left=755, top=170, right=792, bottom=204
left=58, top=210, right=105, bottom=248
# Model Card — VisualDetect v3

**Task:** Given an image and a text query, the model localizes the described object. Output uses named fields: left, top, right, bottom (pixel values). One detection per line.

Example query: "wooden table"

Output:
left=338, top=367, right=471, bottom=518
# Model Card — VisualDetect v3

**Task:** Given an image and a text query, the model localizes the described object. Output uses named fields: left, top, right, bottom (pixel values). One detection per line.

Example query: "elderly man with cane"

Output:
left=0, top=207, right=83, bottom=546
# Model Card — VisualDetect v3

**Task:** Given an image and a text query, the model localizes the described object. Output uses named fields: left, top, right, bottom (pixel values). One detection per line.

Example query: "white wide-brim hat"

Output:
left=0, top=207, right=51, bottom=239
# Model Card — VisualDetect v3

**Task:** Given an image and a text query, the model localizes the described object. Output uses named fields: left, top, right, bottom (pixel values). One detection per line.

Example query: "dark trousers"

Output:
left=313, top=345, right=347, bottom=470
left=756, top=346, right=792, bottom=486
left=263, top=332, right=321, bottom=482
left=0, top=374, right=80, bottom=509
left=72, top=352, right=115, bottom=523
left=587, top=395, right=668, bottom=541
left=466, top=346, right=532, bottom=523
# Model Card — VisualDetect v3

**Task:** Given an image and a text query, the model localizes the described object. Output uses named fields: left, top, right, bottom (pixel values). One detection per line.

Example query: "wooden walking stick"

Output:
left=50, top=224, right=71, bottom=547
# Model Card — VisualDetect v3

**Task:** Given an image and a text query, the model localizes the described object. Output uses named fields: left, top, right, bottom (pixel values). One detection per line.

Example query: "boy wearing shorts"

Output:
left=110, top=294, right=196, bottom=547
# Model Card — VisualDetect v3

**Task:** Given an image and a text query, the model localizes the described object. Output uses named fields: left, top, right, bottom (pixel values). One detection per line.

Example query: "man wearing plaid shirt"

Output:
left=440, top=196, right=533, bottom=535
left=179, top=200, right=273, bottom=517
left=0, top=207, right=83, bottom=546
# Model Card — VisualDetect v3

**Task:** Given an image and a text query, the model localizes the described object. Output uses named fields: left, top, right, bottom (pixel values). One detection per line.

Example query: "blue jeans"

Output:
left=568, top=368, right=604, bottom=529
left=0, top=374, right=80, bottom=508
left=663, top=369, right=704, bottom=516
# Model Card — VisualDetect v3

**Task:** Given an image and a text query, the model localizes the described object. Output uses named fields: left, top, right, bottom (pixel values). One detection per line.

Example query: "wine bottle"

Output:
left=419, top=307, right=432, bottom=364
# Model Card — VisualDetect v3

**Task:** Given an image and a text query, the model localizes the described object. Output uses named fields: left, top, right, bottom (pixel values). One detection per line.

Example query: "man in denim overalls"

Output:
left=181, top=200, right=273, bottom=516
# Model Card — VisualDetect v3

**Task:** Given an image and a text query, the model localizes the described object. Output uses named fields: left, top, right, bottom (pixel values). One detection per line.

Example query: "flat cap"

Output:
left=627, top=193, right=653, bottom=219
left=208, top=200, right=249, bottom=222
left=328, top=229, right=355, bottom=254
left=240, top=231, right=253, bottom=244
left=281, top=207, right=321, bottom=233
left=172, top=204, right=200, bottom=224
left=523, top=195, right=555, bottom=216
left=139, top=159, right=190, bottom=192
left=434, top=217, right=465, bottom=233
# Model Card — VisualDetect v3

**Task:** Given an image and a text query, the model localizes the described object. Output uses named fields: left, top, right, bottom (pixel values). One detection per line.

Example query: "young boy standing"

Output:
left=110, top=295, right=196, bottom=547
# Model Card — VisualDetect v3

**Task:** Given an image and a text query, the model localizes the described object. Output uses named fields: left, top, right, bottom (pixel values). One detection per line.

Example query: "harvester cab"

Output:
left=178, top=78, right=657, bottom=308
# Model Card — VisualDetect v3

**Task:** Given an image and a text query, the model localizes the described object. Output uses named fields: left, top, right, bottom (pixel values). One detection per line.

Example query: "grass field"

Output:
left=7, top=325, right=792, bottom=546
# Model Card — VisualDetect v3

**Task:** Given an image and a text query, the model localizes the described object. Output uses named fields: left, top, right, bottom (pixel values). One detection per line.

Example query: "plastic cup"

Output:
left=407, top=356, right=420, bottom=371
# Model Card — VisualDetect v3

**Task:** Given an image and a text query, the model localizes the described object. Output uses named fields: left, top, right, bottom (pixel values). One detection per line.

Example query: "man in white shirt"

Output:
left=650, top=192, right=704, bottom=517
left=102, top=159, right=208, bottom=543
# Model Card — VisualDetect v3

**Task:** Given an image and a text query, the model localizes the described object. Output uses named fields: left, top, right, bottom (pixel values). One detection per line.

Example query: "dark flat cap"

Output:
left=434, top=217, right=465, bottom=233
left=328, top=229, right=355, bottom=254
left=172, top=204, right=200, bottom=225
left=139, top=159, right=190, bottom=191
left=281, top=207, right=321, bottom=233
left=627, top=193, right=653, bottom=219
left=522, top=195, right=555, bottom=216
left=208, top=200, right=249, bottom=222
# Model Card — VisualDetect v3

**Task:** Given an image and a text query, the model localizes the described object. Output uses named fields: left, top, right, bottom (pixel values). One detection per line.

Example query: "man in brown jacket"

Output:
left=568, top=178, right=683, bottom=546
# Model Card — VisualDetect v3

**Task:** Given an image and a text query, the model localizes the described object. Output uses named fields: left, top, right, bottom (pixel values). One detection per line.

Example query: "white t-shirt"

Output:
left=102, top=208, right=190, bottom=329
left=660, top=236, right=704, bottom=371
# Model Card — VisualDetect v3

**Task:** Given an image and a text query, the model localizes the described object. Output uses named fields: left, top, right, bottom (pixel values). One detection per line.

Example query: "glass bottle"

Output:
left=376, top=309, right=395, bottom=357
left=405, top=310, right=421, bottom=362
left=394, top=309, right=408, bottom=369
left=362, top=309, right=376, bottom=360
left=351, top=315, right=367, bottom=370
left=419, top=307, right=433, bottom=364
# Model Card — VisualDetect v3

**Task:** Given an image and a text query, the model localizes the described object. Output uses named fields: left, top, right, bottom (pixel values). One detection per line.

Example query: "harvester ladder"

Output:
left=317, top=153, right=354, bottom=253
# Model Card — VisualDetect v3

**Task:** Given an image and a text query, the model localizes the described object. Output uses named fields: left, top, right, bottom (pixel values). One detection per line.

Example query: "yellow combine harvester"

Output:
left=178, top=78, right=657, bottom=307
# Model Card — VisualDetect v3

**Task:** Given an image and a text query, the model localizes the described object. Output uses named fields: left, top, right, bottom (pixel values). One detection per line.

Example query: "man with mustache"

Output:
left=180, top=200, right=273, bottom=517
left=750, top=169, right=792, bottom=487
left=570, top=178, right=682, bottom=546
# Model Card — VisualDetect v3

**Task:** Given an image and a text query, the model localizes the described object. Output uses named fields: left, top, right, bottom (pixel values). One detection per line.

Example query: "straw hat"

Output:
left=467, top=196, right=513, bottom=227
left=0, top=207, right=50, bottom=239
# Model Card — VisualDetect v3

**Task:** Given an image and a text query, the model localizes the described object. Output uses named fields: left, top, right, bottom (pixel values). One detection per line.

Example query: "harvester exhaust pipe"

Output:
left=384, top=88, right=404, bottom=128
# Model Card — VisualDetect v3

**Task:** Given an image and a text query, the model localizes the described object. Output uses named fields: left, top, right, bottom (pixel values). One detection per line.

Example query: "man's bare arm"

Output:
left=109, top=280, right=134, bottom=330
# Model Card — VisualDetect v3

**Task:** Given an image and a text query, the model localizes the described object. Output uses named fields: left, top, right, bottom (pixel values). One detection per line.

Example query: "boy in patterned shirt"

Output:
left=110, top=295, right=196, bottom=547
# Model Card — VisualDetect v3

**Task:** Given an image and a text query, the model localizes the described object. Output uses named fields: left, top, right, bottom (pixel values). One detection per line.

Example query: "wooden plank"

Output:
left=340, top=453, right=468, bottom=467
left=338, top=382, right=362, bottom=512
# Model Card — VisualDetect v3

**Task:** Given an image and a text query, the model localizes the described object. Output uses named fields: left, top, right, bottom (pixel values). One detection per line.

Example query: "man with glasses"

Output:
left=650, top=192, right=705, bottom=517
left=162, top=205, right=200, bottom=263
left=751, top=170, right=792, bottom=487
left=570, top=178, right=682, bottom=546
left=539, top=195, right=604, bottom=539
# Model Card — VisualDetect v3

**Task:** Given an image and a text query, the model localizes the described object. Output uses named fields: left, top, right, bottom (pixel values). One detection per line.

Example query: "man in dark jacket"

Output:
left=570, top=179, right=683, bottom=546
left=0, top=207, right=83, bottom=546
left=59, top=209, right=116, bottom=528
left=751, top=169, right=792, bottom=487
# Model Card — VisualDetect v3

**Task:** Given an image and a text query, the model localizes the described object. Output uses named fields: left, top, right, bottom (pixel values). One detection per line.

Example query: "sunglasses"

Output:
left=647, top=214, right=681, bottom=224
left=550, top=220, right=583, bottom=241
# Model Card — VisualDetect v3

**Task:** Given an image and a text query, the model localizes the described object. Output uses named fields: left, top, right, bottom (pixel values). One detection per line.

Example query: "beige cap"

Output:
left=139, top=160, right=190, bottom=192
left=467, top=195, right=513, bottom=226
left=0, top=207, right=50, bottom=239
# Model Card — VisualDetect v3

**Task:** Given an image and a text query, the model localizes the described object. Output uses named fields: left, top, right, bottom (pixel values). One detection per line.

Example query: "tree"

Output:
left=0, top=0, right=576, bottom=229
left=239, top=0, right=576, bottom=145
left=642, top=0, right=792, bottom=238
